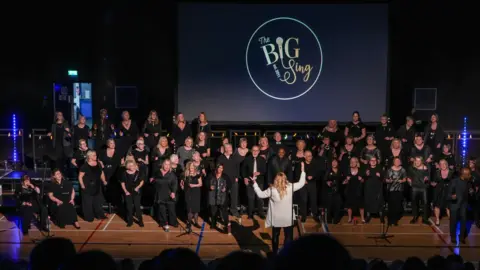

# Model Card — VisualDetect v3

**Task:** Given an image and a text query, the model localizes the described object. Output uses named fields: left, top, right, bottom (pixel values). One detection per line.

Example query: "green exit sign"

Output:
left=68, top=70, right=78, bottom=76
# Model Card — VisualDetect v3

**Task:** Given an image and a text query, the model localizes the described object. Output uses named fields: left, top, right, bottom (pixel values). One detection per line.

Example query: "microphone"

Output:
left=276, top=37, right=284, bottom=59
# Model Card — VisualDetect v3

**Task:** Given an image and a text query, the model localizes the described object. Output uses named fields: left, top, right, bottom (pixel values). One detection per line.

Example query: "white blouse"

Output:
left=253, top=172, right=306, bottom=228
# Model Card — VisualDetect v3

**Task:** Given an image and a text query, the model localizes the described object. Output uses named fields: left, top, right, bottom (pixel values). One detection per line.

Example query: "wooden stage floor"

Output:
left=0, top=213, right=479, bottom=262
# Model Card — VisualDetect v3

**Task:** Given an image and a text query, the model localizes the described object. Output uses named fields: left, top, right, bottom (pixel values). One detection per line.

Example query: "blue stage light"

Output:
left=12, top=114, right=17, bottom=163
left=462, top=117, right=467, bottom=166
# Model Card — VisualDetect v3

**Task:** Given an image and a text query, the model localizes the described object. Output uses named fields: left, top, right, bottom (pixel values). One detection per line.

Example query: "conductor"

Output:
left=448, top=167, right=474, bottom=244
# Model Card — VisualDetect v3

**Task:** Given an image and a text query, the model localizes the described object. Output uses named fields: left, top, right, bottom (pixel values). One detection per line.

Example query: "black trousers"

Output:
left=124, top=194, right=142, bottom=224
left=388, top=191, right=404, bottom=225
left=298, top=183, right=318, bottom=217
left=411, top=189, right=429, bottom=221
left=82, top=192, right=105, bottom=222
left=272, top=226, right=294, bottom=254
left=20, top=203, right=48, bottom=233
left=326, top=193, right=342, bottom=222
left=157, top=201, right=177, bottom=226
left=449, top=205, right=467, bottom=239
left=229, top=182, right=239, bottom=215
left=54, top=145, right=67, bottom=172
left=210, top=204, right=229, bottom=227
left=246, top=184, right=264, bottom=216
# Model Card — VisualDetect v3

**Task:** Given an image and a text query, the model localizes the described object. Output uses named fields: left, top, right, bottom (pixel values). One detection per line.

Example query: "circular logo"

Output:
left=245, top=17, right=323, bottom=100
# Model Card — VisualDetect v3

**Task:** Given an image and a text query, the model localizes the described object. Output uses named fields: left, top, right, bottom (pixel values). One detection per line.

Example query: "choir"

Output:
left=29, top=109, right=480, bottom=244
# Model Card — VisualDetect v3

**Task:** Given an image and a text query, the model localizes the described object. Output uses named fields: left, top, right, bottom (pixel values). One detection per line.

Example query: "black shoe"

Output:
left=58, top=224, right=66, bottom=229
left=138, top=221, right=144, bottom=227
left=127, top=223, right=133, bottom=227
left=301, top=217, right=306, bottom=223
left=460, top=238, right=466, bottom=244
left=451, top=238, right=457, bottom=244
left=422, top=220, right=430, bottom=225
left=258, top=214, right=265, bottom=219
left=313, top=216, right=320, bottom=223
left=409, top=217, right=417, bottom=224
left=365, top=215, right=371, bottom=224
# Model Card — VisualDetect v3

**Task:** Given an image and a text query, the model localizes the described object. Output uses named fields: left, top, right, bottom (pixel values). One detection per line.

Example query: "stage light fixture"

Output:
left=462, top=117, right=468, bottom=166
left=12, top=114, right=17, bottom=163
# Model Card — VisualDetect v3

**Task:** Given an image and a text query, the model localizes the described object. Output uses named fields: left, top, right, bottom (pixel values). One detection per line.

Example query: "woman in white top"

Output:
left=252, top=162, right=306, bottom=254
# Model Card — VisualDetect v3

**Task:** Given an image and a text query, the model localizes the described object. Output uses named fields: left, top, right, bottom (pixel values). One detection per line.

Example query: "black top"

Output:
left=151, top=147, right=172, bottom=163
left=259, top=147, right=276, bottom=162
left=195, top=142, right=210, bottom=157
left=375, top=124, right=396, bottom=150
left=98, top=149, right=121, bottom=173
left=92, top=119, right=113, bottom=141
left=321, top=128, right=343, bottom=146
left=408, top=166, right=429, bottom=189
left=73, top=148, right=89, bottom=168
left=118, top=121, right=139, bottom=138
left=172, top=123, right=192, bottom=147
left=410, top=144, right=433, bottom=162
left=386, top=167, right=407, bottom=192
left=324, top=168, right=343, bottom=193
left=346, top=122, right=366, bottom=139
left=396, top=125, right=416, bottom=147
left=216, top=154, right=241, bottom=184
left=198, top=123, right=211, bottom=135
left=73, top=125, right=90, bottom=148
left=153, top=170, right=178, bottom=203
left=120, top=170, right=144, bottom=193
left=143, top=121, right=162, bottom=136
left=131, top=148, right=149, bottom=167
left=295, top=160, right=321, bottom=183
left=80, top=163, right=103, bottom=195
left=448, top=178, right=472, bottom=207
left=17, top=185, right=39, bottom=204
left=49, top=180, right=73, bottom=203
left=241, top=155, right=267, bottom=183
left=268, top=156, right=293, bottom=184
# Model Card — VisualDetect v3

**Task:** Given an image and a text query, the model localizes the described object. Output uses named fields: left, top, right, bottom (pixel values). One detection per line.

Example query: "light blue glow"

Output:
left=13, top=114, right=17, bottom=163
left=462, top=117, right=467, bottom=166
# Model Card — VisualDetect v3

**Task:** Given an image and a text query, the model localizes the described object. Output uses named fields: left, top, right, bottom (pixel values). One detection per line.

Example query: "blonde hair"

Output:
left=184, top=161, right=196, bottom=177
left=272, top=172, right=288, bottom=200
left=86, top=150, right=97, bottom=161
left=125, top=159, right=137, bottom=170
left=350, top=157, right=359, bottom=168
left=124, top=154, right=138, bottom=169
left=390, top=138, right=402, bottom=150
left=148, top=110, right=159, bottom=124
left=157, top=136, right=169, bottom=149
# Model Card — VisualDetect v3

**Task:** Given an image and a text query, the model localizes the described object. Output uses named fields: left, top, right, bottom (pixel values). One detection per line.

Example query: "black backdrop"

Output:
left=2, top=1, right=479, bottom=133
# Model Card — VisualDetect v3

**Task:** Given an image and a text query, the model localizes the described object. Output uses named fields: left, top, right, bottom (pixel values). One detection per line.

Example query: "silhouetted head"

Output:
left=62, top=250, right=116, bottom=270
left=216, top=251, right=267, bottom=270
left=29, top=238, right=76, bottom=270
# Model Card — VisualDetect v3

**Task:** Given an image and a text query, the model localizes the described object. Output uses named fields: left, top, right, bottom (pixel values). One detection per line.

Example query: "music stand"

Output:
left=32, top=161, right=55, bottom=242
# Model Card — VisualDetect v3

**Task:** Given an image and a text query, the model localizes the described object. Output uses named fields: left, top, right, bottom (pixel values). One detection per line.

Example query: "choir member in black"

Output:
left=448, top=167, right=474, bottom=244
left=424, top=113, right=446, bottom=158
left=192, top=151, right=207, bottom=177
left=324, top=159, right=343, bottom=224
left=17, top=175, right=48, bottom=235
left=216, top=143, right=240, bottom=217
left=375, top=114, right=395, bottom=157
left=339, top=136, right=357, bottom=175
left=120, top=160, right=145, bottom=227
left=468, top=157, right=480, bottom=228
left=409, top=135, right=433, bottom=166
left=317, top=136, right=336, bottom=172
left=296, top=150, right=320, bottom=222
left=215, top=137, right=229, bottom=159
left=234, top=137, right=249, bottom=161
left=436, top=144, right=456, bottom=171
left=78, top=150, right=108, bottom=222
left=208, top=164, right=229, bottom=233
left=271, top=132, right=286, bottom=154
left=48, top=111, right=72, bottom=172
left=407, top=156, right=430, bottom=224
left=151, top=159, right=178, bottom=231
left=242, top=145, right=266, bottom=219
left=321, top=120, right=343, bottom=150
left=92, top=109, right=114, bottom=151
left=385, top=139, right=407, bottom=168
left=169, top=154, right=184, bottom=179
left=364, top=157, right=385, bottom=223
left=396, top=116, right=416, bottom=157
left=72, top=115, right=91, bottom=149
left=177, top=137, right=195, bottom=169
left=259, top=136, right=275, bottom=162
left=344, top=111, right=367, bottom=154
left=143, top=110, right=162, bottom=149
left=360, top=135, right=382, bottom=168
left=343, top=157, right=365, bottom=223
left=98, top=139, right=122, bottom=207
left=196, top=132, right=211, bottom=158
left=48, top=169, right=80, bottom=229
left=171, top=113, right=192, bottom=150
left=71, top=139, right=89, bottom=170
left=181, top=162, right=203, bottom=227
left=197, top=112, right=211, bottom=137
left=117, top=111, right=139, bottom=156
left=432, top=159, right=454, bottom=225
left=268, top=147, right=293, bottom=185
left=131, top=138, right=149, bottom=177
left=151, top=136, right=172, bottom=176
left=291, top=139, right=306, bottom=171
left=385, top=157, right=407, bottom=226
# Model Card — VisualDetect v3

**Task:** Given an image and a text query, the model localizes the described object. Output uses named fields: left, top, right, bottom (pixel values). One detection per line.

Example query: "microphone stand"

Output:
left=367, top=191, right=393, bottom=243
left=32, top=162, right=54, bottom=243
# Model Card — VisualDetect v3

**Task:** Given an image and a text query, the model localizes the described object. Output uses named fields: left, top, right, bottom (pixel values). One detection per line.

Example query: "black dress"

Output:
left=79, top=163, right=105, bottom=221
left=48, top=180, right=77, bottom=226
left=340, top=145, right=357, bottom=175
left=432, top=169, right=454, bottom=209
left=344, top=170, right=364, bottom=209
left=131, top=148, right=149, bottom=176
left=143, top=121, right=162, bottom=149
left=117, top=121, right=139, bottom=157
left=72, top=148, right=89, bottom=169
left=184, top=175, right=201, bottom=213
left=364, top=166, right=384, bottom=214
left=73, top=124, right=90, bottom=149
left=345, top=121, right=366, bottom=154
left=17, top=185, right=48, bottom=233
left=98, top=149, right=122, bottom=205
